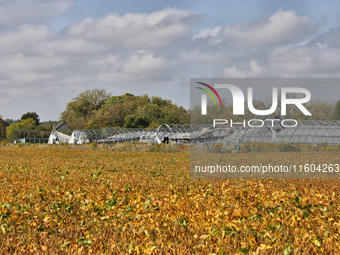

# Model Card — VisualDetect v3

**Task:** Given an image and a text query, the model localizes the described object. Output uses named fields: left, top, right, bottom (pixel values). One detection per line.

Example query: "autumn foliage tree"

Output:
left=86, top=93, right=189, bottom=129
left=60, top=89, right=113, bottom=129
left=59, top=90, right=189, bottom=129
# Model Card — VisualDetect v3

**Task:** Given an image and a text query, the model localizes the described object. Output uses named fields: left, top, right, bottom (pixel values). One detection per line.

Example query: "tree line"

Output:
left=2, top=89, right=190, bottom=140
left=60, top=89, right=190, bottom=130
left=2, top=88, right=340, bottom=141
left=4, top=112, right=52, bottom=140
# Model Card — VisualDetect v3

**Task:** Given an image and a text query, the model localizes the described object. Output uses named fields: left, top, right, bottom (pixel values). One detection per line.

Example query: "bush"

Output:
left=90, top=143, right=98, bottom=149
left=0, top=140, right=9, bottom=146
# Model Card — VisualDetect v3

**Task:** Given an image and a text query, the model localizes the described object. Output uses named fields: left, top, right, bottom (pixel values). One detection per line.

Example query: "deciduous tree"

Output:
left=6, top=118, right=36, bottom=140
left=333, top=100, right=340, bottom=120
left=21, top=112, right=40, bottom=125
left=60, top=89, right=112, bottom=122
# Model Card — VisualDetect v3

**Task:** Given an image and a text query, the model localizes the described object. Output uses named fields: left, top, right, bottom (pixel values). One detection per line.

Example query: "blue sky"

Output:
left=1, top=0, right=340, bottom=121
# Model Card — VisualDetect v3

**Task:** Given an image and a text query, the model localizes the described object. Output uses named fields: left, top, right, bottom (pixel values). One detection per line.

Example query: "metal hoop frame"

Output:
left=14, top=120, right=340, bottom=146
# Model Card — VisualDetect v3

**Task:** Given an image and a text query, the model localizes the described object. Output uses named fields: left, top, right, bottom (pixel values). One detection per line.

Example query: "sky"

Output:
left=1, top=0, right=340, bottom=121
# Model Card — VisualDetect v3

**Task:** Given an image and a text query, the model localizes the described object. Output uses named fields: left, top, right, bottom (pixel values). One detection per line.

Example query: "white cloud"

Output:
left=64, top=7, right=200, bottom=49
left=0, top=25, right=48, bottom=53
left=220, top=10, right=314, bottom=45
left=267, top=44, right=340, bottom=74
left=10, top=72, right=55, bottom=83
left=193, top=26, right=222, bottom=40
left=179, top=50, right=224, bottom=63
left=32, top=39, right=94, bottom=54
left=63, top=76, right=90, bottom=84
left=0, top=53, right=65, bottom=82
left=224, top=61, right=263, bottom=77
left=0, top=53, right=65, bottom=72
left=0, top=5, right=340, bottom=120
left=0, top=0, right=74, bottom=25
left=1, top=83, right=59, bottom=97
left=93, top=54, right=119, bottom=65
left=122, top=52, right=166, bottom=74
left=97, top=51, right=168, bottom=82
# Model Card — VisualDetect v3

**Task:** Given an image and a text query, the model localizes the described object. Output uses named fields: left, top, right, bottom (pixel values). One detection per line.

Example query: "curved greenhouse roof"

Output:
left=16, top=120, right=340, bottom=145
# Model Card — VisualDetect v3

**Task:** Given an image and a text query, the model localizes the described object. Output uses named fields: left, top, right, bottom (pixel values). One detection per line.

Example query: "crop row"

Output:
left=0, top=147, right=340, bottom=254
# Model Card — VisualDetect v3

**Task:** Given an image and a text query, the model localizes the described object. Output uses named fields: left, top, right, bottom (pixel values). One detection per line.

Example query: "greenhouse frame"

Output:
left=15, top=120, right=340, bottom=146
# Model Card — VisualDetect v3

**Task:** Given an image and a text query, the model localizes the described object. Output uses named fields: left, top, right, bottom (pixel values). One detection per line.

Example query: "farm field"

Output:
left=0, top=147, right=340, bottom=254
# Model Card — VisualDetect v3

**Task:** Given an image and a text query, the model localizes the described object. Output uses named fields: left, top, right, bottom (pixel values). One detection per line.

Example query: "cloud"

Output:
left=0, top=97, right=12, bottom=105
left=1, top=5, right=340, bottom=120
left=0, top=25, right=48, bottom=53
left=64, top=7, right=200, bottom=49
left=221, top=43, right=340, bottom=78
left=97, top=51, right=168, bottom=82
left=122, top=51, right=166, bottom=74
left=179, top=50, right=223, bottom=63
left=193, top=26, right=222, bottom=40
left=267, top=44, right=340, bottom=75
left=219, top=10, right=316, bottom=46
left=32, top=39, right=94, bottom=54
left=310, top=27, right=340, bottom=48
left=0, top=0, right=74, bottom=26
left=224, top=61, right=263, bottom=77
left=0, top=53, right=64, bottom=82
left=63, top=76, right=90, bottom=84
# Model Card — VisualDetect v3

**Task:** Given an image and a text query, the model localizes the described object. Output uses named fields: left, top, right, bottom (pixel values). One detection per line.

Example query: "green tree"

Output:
left=21, top=112, right=40, bottom=125
left=124, top=114, right=151, bottom=128
left=6, top=118, right=36, bottom=140
left=60, top=89, right=112, bottom=129
left=59, top=90, right=189, bottom=129
left=85, top=93, right=189, bottom=129
left=333, top=100, right=340, bottom=120
left=87, top=101, right=135, bottom=128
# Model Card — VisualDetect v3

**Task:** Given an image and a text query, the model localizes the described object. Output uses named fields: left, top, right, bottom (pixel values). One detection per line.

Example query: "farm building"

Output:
left=53, top=122, right=68, bottom=131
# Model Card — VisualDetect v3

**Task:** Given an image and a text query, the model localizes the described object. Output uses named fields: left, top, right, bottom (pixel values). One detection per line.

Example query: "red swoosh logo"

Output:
left=197, top=82, right=223, bottom=106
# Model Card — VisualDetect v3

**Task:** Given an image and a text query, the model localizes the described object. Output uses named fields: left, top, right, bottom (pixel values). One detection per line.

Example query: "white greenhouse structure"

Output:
left=15, top=120, right=340, bottom=146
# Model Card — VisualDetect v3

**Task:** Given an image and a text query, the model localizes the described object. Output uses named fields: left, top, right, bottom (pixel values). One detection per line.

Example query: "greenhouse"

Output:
left=15, top=120, right=340, bottom=146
